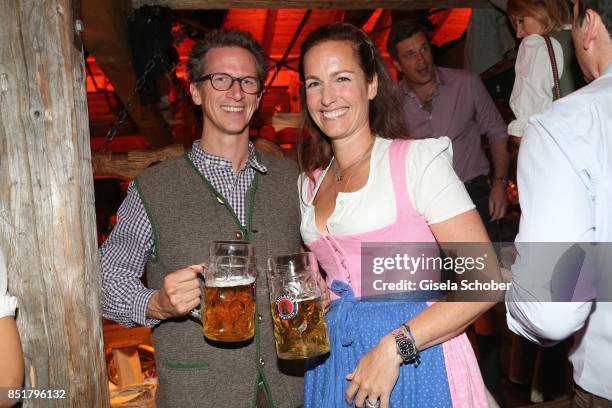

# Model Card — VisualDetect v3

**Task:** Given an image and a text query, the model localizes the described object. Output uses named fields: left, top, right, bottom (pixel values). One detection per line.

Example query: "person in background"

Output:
left=506, top=0, right=612, bottom=406
left=298, top=22, right=500, bottom=408
left=386, top=20, right=510, bottom=245
left=506, top=0, right=584, bottom=141
left=505, top=5, right=582, bottom=399
left=465, top=1, right=517, bottom=74
left=0, top=242, right=24, bottom=407
left=387, top=21, right=510, bottom=404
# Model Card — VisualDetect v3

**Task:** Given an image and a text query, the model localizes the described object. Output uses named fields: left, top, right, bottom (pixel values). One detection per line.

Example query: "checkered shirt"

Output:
left=99, top=140, right=267, bottom=327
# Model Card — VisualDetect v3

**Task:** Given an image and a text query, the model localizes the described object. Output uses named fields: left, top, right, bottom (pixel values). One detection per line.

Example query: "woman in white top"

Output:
left=297, top=23, right=501, bottom=408
left=507, top=0, right=578, bottom=140
left=0, top=242, right=23, bottom=406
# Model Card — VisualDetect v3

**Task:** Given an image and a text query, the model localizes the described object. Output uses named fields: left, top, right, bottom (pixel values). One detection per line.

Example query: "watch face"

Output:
left=398, top=339, right=416, bottom=359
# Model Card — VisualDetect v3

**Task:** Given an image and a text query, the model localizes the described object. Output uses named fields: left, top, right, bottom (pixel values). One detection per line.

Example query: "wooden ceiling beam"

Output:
left=131, top=0, right=491, bottom=9
left=262, top=10, right=278, bottom=56
left=83, top=0, right=173, bottom=149
left=335, top=9, right=346, bottom=22
left=343, top=10, right=377, bottom=27
left=369, top=9, right=388, bottom=37
left=264, top=9, right=311, bottom=91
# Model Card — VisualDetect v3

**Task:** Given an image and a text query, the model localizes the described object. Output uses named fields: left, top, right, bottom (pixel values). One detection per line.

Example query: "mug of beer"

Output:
left=191, top=241, right=257, bottom=342
left=267, top=252, right=330, bottom=359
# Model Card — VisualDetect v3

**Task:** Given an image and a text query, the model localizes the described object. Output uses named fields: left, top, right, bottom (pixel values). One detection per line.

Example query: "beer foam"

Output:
left=206, top=276, right=256, bottom=287
left=278, top=294, right=320, bottom=302
left=296, top=294, right=319, bottom=302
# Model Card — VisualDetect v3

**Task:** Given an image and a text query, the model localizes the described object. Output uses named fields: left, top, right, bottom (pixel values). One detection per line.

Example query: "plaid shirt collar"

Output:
left=188, top=140, right=267, bottom=174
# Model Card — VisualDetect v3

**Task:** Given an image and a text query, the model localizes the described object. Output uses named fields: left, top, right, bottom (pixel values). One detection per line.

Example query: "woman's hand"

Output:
left=317, top=273, right=331, bottom=313
left=345, top=333, right=403, bottom=408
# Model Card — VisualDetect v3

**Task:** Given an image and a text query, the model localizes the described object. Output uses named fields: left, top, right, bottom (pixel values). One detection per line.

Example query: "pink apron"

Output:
left=306, top=139, right=488, bottom=407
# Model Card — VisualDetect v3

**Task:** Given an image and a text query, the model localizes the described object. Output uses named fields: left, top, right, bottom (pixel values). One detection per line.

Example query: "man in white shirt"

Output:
left=506, top=0, right=612, bottom=406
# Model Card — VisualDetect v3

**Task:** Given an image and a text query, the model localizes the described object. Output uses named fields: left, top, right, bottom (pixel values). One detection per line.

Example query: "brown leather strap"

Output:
left=543, top=35, right=562, bottom=100
left=574, top=383, right=612, bottom=407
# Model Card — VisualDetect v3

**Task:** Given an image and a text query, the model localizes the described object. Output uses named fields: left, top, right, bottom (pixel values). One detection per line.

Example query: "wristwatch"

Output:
left=491, top=176, right=510, bottom=186
left=392, top=324, right=420, bottom=367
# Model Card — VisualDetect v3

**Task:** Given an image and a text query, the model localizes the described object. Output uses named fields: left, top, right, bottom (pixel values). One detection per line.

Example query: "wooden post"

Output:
left=0, top=1, right=109, bottom=406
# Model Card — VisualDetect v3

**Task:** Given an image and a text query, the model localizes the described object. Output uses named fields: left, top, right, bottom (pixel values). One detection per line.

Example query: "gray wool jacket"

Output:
left=135, top=151, right=304, bottom=408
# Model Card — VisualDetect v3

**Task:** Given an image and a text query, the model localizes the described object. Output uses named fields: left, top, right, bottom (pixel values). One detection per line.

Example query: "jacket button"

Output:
left=259, top=358, right=265, bottom=366
left=235, top=230, right=244, bottom=240
left=258, top=314, right=263, bottom=321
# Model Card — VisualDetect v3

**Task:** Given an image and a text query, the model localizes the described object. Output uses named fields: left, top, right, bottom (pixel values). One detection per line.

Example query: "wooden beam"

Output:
left=82, top=0, right=173, bottom=148
left=368, top=9, right=388, bottom=39
left=334, top=9, right=346, bottom=22
left=0, top=0, right=109, bottom=405
left=261, top=10, right=278, bottom=56
left=265, top=9, right=311, bottom=90
left=92, top=144, right=185, bottom=180
left=368, top=9, right=393, bottom=51
left=344, top=10, right=376, bottom=27
left=104, top=326, right=152, bottom=349
left=132, top=0, right=491, bottom=9
left=112, top=347, right=143, bottom=387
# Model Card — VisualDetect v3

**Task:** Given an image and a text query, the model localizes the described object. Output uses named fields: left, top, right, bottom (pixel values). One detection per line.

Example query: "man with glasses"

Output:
left=100, top=29, right=304, bottom=407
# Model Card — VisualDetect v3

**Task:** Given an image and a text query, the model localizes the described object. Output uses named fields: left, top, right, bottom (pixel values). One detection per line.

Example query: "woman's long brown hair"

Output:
left=297, top=23, right=409, bottom=180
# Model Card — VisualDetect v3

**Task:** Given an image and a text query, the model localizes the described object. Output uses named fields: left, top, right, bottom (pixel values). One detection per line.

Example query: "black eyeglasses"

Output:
left=195, top=73, right=262, bottom=94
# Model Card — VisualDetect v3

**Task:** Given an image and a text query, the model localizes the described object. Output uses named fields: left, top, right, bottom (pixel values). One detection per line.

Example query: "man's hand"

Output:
left=146, top=265, right=203, bottom=320
left=489, top=182, right=508, bottom=221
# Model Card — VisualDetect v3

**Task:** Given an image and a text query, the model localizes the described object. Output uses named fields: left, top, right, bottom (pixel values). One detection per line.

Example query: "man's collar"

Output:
left=434, top=66, right=445, bottom=86
left=400, top=66, right=443, bottom=98
left=247, top=143, right=268, bottom=173
left=190, top=140, right=267, bottom=173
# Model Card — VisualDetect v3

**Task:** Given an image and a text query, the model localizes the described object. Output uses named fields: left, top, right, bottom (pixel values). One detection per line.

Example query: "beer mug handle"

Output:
left=189, top=306, right=202, bottom=320
left=188, top=262, right=207, bottom=322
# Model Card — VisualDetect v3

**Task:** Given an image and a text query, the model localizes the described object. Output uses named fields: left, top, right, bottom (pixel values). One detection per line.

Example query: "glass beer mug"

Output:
left=267, top=253, right=330, bottom=359
left=191, top=241, right=257, bottom=342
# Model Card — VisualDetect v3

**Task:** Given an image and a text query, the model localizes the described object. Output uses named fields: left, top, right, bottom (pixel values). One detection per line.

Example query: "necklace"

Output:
left=331, top=141, right=374, bottom=182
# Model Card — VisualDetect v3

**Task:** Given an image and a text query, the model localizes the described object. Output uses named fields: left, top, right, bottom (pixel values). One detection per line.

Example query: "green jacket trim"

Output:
left=183, top=155, right=259, bottom=242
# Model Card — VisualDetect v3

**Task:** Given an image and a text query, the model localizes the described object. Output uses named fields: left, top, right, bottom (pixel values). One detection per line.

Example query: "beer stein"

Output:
left=191, top=241, right=257, bottom=342
left=267, top=253, right=330, bottom=359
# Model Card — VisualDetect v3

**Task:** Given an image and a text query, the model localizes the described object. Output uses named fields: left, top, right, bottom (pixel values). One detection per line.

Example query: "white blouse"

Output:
left=0, top=246, right=17, bottom=318
left=299, top=137, right=475, bottom=244
left=508, top=32, right=565, bottom=137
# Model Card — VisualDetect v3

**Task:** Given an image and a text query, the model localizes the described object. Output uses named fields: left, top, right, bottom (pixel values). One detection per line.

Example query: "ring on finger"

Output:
left=365, top=398, right=380, bottom=408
